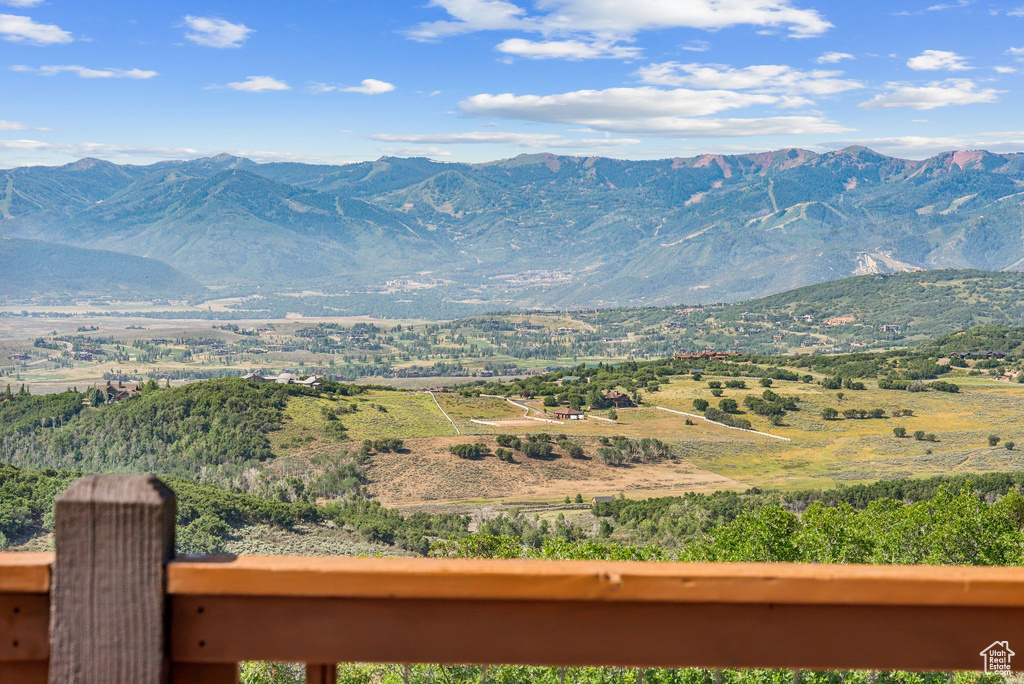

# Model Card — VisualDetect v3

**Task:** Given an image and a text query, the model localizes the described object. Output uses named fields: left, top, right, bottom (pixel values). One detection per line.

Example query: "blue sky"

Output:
left=3, top=0, right=1024, bottom=167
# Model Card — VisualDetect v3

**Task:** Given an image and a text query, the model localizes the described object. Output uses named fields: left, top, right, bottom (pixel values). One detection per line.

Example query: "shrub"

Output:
left=893, top=427, right=907, bottom=438
left=707, top=381, right=722, bottom=389
left=496, top=434, right=521, bottom=450
left=521, top=442, right=554, bottom=459
left=693, top=398, right=709, bottom=411
left=821, top=407, right=839, bottom=420
left=931, top=381, right=960, bottom=393
left=760, top=378, right=773, bottom=387
left=495, top=448, right=514, bottom=462
left=1006, top=442, right=1016, bottom=451
left=710, top=389, right=724, bottom=397
left=913, top=430, right=926, bottom=441
left=450, top=443, right=489, bottom=459
left=562, top=442, right=585, bottom=459
left=989, top=435, right=1002, bottom=447
left=718, top=398, right=738, bottom=413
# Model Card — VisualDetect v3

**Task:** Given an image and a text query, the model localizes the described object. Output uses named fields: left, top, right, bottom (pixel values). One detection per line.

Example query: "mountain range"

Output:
left=3, top=147, right=1024, bottom=306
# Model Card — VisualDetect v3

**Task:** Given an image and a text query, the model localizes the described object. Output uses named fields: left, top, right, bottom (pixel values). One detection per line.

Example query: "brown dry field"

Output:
left=364, top=435, right=746, bottom=507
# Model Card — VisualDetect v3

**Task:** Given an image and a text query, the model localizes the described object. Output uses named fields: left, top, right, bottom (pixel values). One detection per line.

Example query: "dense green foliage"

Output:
left=0, top=379, right=289, bottom=485
left=0, top=463, right=467, bottom=554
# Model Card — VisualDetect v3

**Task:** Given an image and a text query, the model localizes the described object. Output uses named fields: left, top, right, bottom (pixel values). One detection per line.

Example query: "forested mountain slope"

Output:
left=4, top=147, right=1024, bottom=305
left=0, top=238, right=206, bottom=301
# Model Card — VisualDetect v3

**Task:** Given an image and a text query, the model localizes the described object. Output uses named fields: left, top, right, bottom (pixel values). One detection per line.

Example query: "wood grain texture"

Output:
left=0, top=594, right=49, bottom=662
left=0, top=554, right=52, bottom=594
left=306, top=664, right=338, bottom=684
left=0, top=661, right=49, bottom=683
left=167, top=555, right=1024, bottom=607
left=170, top=663, right=238, bottom=683
left=170, top=595, right=1024, bottom=672
left=49, top=475, right=176, bottom=684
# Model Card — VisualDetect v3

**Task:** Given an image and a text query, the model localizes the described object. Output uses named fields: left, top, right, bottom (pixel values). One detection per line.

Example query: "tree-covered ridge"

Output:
left=921, top=325, right=1024, bottom=356
left=0, top=238, right=206, bottom=302
left=0, top=379, right=289, bottom=481
left=438, top=484, right=1024, bottom=567
left=0, top=463, right=467, bottom=554
left=9, top=149, right=1024, bottom=306
left=719, top=270, right=1024, bottom=341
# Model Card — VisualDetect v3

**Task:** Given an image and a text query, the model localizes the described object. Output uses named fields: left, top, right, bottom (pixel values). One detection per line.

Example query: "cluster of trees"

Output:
left=0, top=463, right=468, bottom=555
left=742, top=389, right=799, bottom=424
left=0, top=379, right=291, bottom=488
left=878, top=378, right=960, bottom=393
left=445, top=483, right=1024, bottom=567
left=821, top=407, right=888, bottom=421
left=596, top=437, right=673, bottom=467
left=450, top=443, right=490, bottom=460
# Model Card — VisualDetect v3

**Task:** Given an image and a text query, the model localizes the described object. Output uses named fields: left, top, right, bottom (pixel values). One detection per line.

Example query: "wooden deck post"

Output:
left=306, top=663, right=337, bottom=684
left=49, top=475, right=176, bottom=683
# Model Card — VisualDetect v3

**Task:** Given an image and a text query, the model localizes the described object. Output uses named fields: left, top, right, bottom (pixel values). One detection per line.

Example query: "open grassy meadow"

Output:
left=244, top=361, right=1024, bottom=507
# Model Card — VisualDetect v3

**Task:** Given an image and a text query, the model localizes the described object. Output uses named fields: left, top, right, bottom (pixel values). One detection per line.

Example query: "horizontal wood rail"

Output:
left=3, top=475, right=1024, bottom=682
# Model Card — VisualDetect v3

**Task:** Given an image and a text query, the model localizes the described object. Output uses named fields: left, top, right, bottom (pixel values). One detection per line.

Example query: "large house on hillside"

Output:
left=243, top=372, right=322, bottom=388
left=102, top=381, right=140, bottom=403
left=602, top=390, right=635, bottom=408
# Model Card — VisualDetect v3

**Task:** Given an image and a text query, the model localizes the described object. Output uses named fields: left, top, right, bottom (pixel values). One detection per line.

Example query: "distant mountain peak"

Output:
left=209, top=152, right=240, bottom=163
left=64, top=157, right=116, bottom=171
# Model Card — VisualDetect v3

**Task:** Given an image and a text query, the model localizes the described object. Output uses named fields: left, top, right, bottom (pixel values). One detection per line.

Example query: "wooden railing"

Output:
left=2, top=474, right=1024, bottom=683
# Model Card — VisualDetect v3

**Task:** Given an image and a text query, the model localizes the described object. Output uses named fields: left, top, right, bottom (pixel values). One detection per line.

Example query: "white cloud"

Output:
left=681, top=40, right=711, bottom=52
left=1009, top=47, right=1024, bottom=60
left=462, top=86, right=777, bottom=121
left=0, top=119, right=44, bottom=130
left=459, top=86, right=847, bottom=137
left=0, top=139, right=201, bottom=159
left=12, top=64, right=157, bottom=79
left=218, top=75, right=289, bottom=92
left=826, top=131, right=1024, bottom=158
left=312, top=79, right=395, bottom=95
left=370, top=131, right=641, bottom=148
left=496, top=38, right=641, bottom=60
left=906, top=49, right=971, bottom=71
left=407, top=0, right=832, bottom=48
left=379, top=145, right=455, bottom=158
left=635, top=62, right=863, bottom=97
left=343, top=78, right=395, bottom=95
left=816, top=51, right=853, bottom=64
left=994, top=66, right=1017, bottom=74
left=0, top=13, right=71, bottom=44
left=859, top=79, right=1000, bottom=110
left=1, top=0, right=45, bottom=6
left=183, top=15, right=253, bottom=48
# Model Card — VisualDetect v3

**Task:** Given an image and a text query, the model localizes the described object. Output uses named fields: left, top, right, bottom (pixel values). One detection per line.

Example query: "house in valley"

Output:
left=552, top=407, right=585, bottom=420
